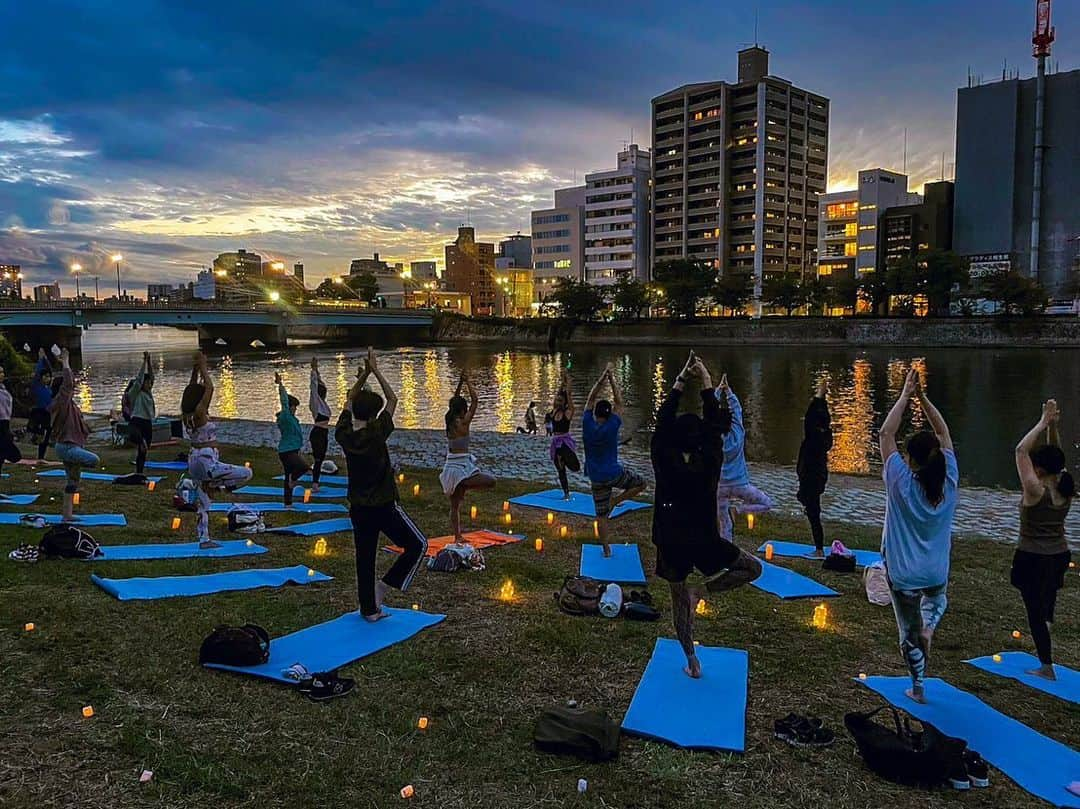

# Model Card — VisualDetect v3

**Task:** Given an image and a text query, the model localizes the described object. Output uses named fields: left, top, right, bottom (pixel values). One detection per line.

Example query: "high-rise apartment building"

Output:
left=498, top=235, right=532, bottom=268
left=584, top=144, right=652, bottom=285
left=0, top=264, right=23, bottom=299
left=880, top=181, right=955, bottom=268
left=409, top=261, right=438, bottom=281
left=349, top=253, right=392, bottom=276
left=531, top=186, right=585, bottom=304
left=293, top=262, right=305, bottom=283
left=212, top=249, right=262, bottom=278
left=651, top=46, right=829, bottom=304
left=34, top=282, right=61, bottom=303
left=445, top=226, right=497, bottom=316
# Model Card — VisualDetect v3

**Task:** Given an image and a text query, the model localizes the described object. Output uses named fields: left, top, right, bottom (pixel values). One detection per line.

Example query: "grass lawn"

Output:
left=1, top=439, right=1075, bottom=809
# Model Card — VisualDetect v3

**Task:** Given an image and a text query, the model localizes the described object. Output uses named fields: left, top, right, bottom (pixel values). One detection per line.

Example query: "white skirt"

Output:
left=440, top=452, right=482, bottom=495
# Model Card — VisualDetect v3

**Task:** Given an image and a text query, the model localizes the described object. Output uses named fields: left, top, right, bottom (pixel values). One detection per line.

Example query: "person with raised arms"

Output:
left=28, top=348, right=54, bottom=462
left=181, top=352, right=252, bottom=549
left=48, top=348, right=99, bottom=522
left=879, top=367, right=959, bottom=704
left=1012, top=399, right=1074, bottom=681
left=440, top=370, right=495, bottom=543
left=124, top=351, right=156, bottom=475
left=796, top=377, right=834, bottom=557
left=275, top=371, right=310, bottom=507
left=714, top=374, right=773, bottom=541
left=549, top=370, right=580, bottom=500
left=308, top=357, right=332, bottom=492
left=336, top=347, right=427, bottom=622
left=583, top=362, right=647, bottom=557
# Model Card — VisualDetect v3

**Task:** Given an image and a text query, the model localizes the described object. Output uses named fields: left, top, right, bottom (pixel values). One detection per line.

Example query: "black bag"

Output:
left=534, top=706, right=620, bottom=762
left=199, top=624, right=271, bottom=667
left=823, top=552, right=857, bottom=573
left=623, top=601, right=661, bottom=621
left=39, top=525, right=101, bottom=559
left=845, top=706, right=965, bottom=787
left=554, top=576, right=605, bottom=616
left=113, top=473, right=149, bottom=486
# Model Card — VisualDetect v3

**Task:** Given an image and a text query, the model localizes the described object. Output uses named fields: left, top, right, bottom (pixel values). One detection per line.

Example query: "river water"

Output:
left=70, top=325, right=1078, bottom=489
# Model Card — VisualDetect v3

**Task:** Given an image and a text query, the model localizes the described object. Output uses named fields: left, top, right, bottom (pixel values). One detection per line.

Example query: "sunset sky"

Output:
left=1, top=0, right=1077, bottom=293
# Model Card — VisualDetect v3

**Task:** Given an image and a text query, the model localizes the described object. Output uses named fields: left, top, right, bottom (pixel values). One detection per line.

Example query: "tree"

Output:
left=802, top=277, right=831, bottom=315
left=920, top=249, right=969, bottom=316
left=712, top=272, right=753, bottom=316
left=653, top=259, right=715, bottom=319
left=313, top=273, right=378, bottom=303
left=546, top=277, right=607, bottom=322
left=826, top=276, right=859, bottom=314
left=983, top=270, right=1049, bottom=316
left=858, top=270, right=891, bottom=316
left=762, top=274, right=805, bottom=316
left=611, top=274, right=651, bottom=321
left=883, top=257, right=923, bottom=316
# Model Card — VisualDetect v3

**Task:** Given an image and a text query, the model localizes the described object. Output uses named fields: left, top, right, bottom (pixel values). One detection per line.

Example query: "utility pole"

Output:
left=1030, top=0, right=1055, bottom=283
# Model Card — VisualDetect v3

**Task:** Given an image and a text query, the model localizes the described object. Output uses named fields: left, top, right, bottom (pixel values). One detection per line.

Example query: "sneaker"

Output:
left=948, top=762, right=971, bottom=791
left=964, top=750, right=989, bottom=788
left=299, top=671, right=355, bottom=702
left=19, top=515, right=47, bottom=529
left=8, top=544, right=40, bottom=563
left=774, top=714, right=826, bottom=745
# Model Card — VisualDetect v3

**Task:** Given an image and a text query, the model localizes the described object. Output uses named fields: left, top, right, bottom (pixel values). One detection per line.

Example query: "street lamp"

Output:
left=333, top=276, right=364, bottom=302
left=70, top=262, right=83, bottom=300
left=269, top=290, right=281, bottom=303
left=112, top=254, right=123, bottom=299
left=271, top=262, right=285, bottom=272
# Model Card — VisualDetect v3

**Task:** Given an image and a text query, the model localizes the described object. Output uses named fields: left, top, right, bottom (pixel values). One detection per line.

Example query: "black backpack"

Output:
left=845, top=706, right=966, bottom=787
left=39, top=525, right=101, bottom=559
left=199, top=624, right=271, bottom=667
left=534, top=706, right=620, bottom=762
left=823, top=552, right=857, bottom=573
left=553, top=576, right=605, bottom=616
left=112, top=473, right=148, bottom=486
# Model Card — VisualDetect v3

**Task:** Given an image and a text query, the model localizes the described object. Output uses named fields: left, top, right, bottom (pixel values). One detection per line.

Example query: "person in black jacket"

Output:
left=651, top=351, right=763, bottom=678
left=796, top=378, right=833, bottom=556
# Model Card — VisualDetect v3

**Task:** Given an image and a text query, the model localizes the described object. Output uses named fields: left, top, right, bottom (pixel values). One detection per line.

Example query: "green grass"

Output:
left=1, top=440, right=1076, bottom=808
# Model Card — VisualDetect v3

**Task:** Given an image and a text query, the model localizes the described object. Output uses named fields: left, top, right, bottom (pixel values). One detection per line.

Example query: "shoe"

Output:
left=948, top=761, right=971, bottom=791
left=299, top=670, right=355, bottom=702
left=8, top=544, right=40, bottom=563
left=964, top=750, right=989, bottom=788
left=777, top=714, right=832, bottom=748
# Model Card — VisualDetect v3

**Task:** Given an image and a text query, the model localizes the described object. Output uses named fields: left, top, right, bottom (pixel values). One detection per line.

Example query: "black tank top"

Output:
left=552, top=411, right=571, bottom=434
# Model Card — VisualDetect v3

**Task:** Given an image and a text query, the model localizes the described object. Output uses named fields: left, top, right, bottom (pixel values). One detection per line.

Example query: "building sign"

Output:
left=968, top=253, right=1011, bottom=278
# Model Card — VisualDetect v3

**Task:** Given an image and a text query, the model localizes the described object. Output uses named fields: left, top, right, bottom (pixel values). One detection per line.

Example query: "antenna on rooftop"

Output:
left=902, top=128, right=908, bottom=174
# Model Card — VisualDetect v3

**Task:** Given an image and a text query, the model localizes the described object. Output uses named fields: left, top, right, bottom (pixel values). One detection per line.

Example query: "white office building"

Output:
left=531, top=185, right=586, bottom=303
left=583, top=144, right=652, bottom=285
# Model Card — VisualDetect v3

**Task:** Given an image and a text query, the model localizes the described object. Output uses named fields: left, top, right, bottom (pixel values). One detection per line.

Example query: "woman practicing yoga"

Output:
left=0, top=365, right=22, bottom=480
left=1012, top=399, right=1074, bottom=681
left=275, top=372, right=310, bottom=507
left=440, top=371, right=495, bottom=543
left=652, top=351, right=762, bottom=678
left=715, top=374, right=773, bottom=540
left=182, top=352, right=252, bottom=548
left=796, top=377, right=833, bottom=556
left=879, top=367, right=958, bottom=704
left=124, top=352, right=156, bottom=474
left=28, top=349, right=53, bottom=462
left=308, top=357, right=332, bottom=491
left=549, top=370, right=581, bottom=500
left=49, top=348, right=99, bottom=522
left=337, top=347, right=428, bottom=621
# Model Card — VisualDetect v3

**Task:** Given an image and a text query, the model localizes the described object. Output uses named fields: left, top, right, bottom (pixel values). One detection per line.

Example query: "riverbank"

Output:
left=432, top=312, right=1080, bottom=348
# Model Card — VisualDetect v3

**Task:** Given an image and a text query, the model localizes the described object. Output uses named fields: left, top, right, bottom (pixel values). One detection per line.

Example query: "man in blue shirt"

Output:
left=583, top=362, right=647, bottom=557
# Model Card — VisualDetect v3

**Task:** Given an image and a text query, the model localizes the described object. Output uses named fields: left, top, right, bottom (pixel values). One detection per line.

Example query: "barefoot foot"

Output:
left=198, top=539, right=222, bottom=549
left=1026, top=664, right=1057, bottom=681
left=361, top=608, right=390, bottom=623
left=905, top=686, right=927, bottom=704
left=601, top=544, right=612, bottom=558
left=374, top=580, right=390, bottom=610
left=683, top=654, right=702, bottom=679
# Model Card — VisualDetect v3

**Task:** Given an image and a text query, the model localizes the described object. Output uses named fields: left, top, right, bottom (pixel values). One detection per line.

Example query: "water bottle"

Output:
left=598, top=583, right=623, bottom=618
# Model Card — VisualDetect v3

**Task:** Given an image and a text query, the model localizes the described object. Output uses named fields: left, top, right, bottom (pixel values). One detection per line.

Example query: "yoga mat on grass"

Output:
left=385, top=529, right=523, bottom=558
left=858, top=676, right=1080, bottom=808
left=209, top=502, right=346, bottom=514
left=0, top=512, right=127, bottom=526
left=0, top=494, right=41, bottom=506
left=235, top=485, right=348, bottom=500
left=204, top=608, right=445, bottom=683
left=580, top=543, right=647, bottom=585
left=509, top=488, right=650, bottom=520
left=275, top=473, right=348, bottom=487
left=751, top=558, right=839, bottom=599
left=966, top=652, right=1080, bottom=705
left=622, top=638, right=747, bottom=751
left=95, top=540, right=268, bottom=561
left=269, top=517, right=353, bottom=537
left=37, top=470, right=163, bottom=484
left=139, top=460, right=189, bottom=471
left=91, top=565, right=331, bottom=601
left=757, top=540, right=882, bottom=567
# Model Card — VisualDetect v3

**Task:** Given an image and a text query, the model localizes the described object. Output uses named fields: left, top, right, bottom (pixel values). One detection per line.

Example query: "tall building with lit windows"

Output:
left=530, top=186, right=585, bottom=304
left=0, top=264, right=23, bottom=299
left=445, top=226, right=497, bottom=316
left=816, top=169, right=919, bottom=282
left=584, top=144, right=652, bottom=286
left=651, top=46, right=829, bottom=304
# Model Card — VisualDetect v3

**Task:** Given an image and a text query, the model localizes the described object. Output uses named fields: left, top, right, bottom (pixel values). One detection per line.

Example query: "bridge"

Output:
left=0, top=302, right=435, bottom=352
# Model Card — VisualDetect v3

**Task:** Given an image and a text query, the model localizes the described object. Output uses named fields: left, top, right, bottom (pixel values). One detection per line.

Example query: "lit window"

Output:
left=844, top=243, right=857, bottom=257
left=859, top=245, right=875, bottom=251
left=859, top=204, right=877, bottom=211
left=859, top=224, right=876, bottom=231
left=844, top=223, right=857, bottom=237
left=826, top=202, right=858, bottom=220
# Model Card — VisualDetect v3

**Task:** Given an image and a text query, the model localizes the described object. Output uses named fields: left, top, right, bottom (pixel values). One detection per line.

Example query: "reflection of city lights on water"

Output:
left=830, top=359, right=874, bottom=475
left=651, top=359, right=666, bottom=417
left=217, top=355, right=238, bottom=418
left=494, top=351, right=515, bottom=433
left=399, top=358, right=418, bottom=429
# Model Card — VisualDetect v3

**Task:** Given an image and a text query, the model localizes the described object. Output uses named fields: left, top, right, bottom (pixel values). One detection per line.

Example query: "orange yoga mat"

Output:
left=386, top=530, right=523, bottom=558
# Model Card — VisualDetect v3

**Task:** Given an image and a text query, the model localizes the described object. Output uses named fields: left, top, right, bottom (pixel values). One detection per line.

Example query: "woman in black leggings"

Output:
left=549, top=369, right=580, bottom=500
left=1012, top=399, right=1074, bottom=681
left=796, top=377, right=833, bottom=556
left=308, top=357, right=331, bottom=491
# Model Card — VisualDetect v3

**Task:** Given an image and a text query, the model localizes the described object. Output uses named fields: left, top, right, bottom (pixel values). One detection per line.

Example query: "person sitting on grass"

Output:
left=124, top=351, right=156, bottom=475
left=652, top=351, right=763, bottom=679
left=1012, top=399, right=1074, bottom=681
left=583, top=362, right=647, bottom=558
left=797, top=377, right=833, bottom=557
left=714, top=374, right=773, bottom=541
left=440, top=370, right=495, bottom=544
left=275, top=371, right=311, bottom=507
left=0, top=364, right=22, bottom=483
left=48, top=348, right=99, bottom=523
left=879, top=367, right=958, bottom=704
left=336, top=347, right=428, bottom=622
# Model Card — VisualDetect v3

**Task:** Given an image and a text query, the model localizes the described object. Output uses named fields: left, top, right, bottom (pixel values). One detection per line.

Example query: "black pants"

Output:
left=0, top=420, right=21, bottom=478
left=279, top=450, right=311, bottom=506
left=349, top=502, right=428, bottom=616
left=28, top=408, right=51, bottom=460
left=554, top=445, right=580, bottom=497
left=129, top=416, right=153, bottom=474
left=309, top=424, right=329, bottom=485
left=797, top=487, right=824, bottom=552
left=1012, top=549, right=1070, bottom=665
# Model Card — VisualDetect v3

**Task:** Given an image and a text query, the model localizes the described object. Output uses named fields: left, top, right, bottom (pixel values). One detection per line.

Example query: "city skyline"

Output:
left=1, top=1, right=1077, bottom=293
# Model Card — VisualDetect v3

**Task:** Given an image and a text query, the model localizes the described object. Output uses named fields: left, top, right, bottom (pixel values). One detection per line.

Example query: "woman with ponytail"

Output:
left=549, top=369, right=581, bottom=500
left=439, top=371, right=495, bottom=543
left=878, top=368, right=959, bottom=704
left=1013, top=399, right=1074, bottom=681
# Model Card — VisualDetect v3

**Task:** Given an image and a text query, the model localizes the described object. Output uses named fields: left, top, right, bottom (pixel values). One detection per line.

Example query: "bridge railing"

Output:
left=0, top=299, right=433, bottom=315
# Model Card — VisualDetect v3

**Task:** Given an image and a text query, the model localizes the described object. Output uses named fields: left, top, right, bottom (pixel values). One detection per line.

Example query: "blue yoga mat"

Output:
left=209, top=502, right=346, bottom=514
left=859, top=676, right=1080, bottom=808
left=509, top=488, right=650, bottom=520
left=96, top=540, right=268, bottom=561
left=0, top=513, right=127, bottom=526
left=37, top=470, right=164, bottom=483
left=580, top=544, right=647, bottom=585
left=91, top=564, right=332, bottom=601
left=275, top=473, right=349, bottom=487
left=0, top=494, right=40, bottom=506
left=967, top=652, right=1080, bottom=705
left=751, top=558, right=839, bottom=599
left=204, top=608, right=446, bottom=683
left=140, top=461, right=188, bottom=471
left=270, top=517, right=353, bottom=537
left=757, top=540, right=882, bottom=567
left=622, top=638, right=748, bottom=751
left=235, top=485, right=348, bottom=500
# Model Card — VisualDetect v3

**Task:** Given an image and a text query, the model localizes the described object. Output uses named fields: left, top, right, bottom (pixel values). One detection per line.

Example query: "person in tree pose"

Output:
left=440, top=371, right=496, bottom=543
left=714, top=375, right=773, bottom=540
left=308, top=357, right=331, bottom=491
left=797, top=377, right=833, bottom=556
left=124, top=351, right=156, bottom=474
left=48, top=348, right=99, bottom=522
left=275, top=371, right=310, bottom=507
